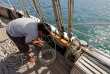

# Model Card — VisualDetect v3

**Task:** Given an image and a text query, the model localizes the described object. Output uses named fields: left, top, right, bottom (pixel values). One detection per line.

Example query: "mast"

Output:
left=68, top=0, right=74, bottom=41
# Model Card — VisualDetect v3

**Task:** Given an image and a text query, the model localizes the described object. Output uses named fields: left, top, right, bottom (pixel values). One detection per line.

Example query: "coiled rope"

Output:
left=38, top=43, right=56, bottom=65
left=64, top=39, right=81, bottom=66
left=38, top=33, right=56, bottom=65
left=1, top=39, right=25, bottom=69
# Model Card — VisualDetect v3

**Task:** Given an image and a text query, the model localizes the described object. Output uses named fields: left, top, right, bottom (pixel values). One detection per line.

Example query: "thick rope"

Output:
left=38, top=43, right=56, bottom=65
left=38, top=23, right=57, bottom=65
left=0, top=39, right=25, bottom=69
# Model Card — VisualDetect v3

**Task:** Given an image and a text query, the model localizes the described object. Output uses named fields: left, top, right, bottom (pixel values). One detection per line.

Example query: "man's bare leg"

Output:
left=24, top=52, right=36, bottom=63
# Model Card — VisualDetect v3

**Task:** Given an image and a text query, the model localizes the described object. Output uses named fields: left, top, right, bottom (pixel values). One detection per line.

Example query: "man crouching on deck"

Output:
left=6, top=18, right=51, bottom=63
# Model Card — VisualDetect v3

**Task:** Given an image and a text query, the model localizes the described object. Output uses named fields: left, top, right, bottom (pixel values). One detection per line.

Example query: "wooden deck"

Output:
left=0, top=16, right=73, bottom=74
left=0, top=16, right=88, bottom=74
left=0, top=27, right=72, bottom=74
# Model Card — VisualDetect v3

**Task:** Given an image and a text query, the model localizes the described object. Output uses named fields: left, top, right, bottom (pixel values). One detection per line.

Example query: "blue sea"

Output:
left=2, top=0, right=110, bottom=55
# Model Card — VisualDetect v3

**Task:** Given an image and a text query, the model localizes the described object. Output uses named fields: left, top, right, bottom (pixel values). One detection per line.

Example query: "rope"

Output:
left=28, top=0, right=41, bottom=19
left=38, top=23, right=57, bottom=65
left=7, top=0, right=12, bottom=7
left=40, top=5, right=53, bottom=8
left=28, top=0, right=56, bottom=26
left=18, top=0, right=28, bottom=17
left=61, top=24, right=110, bottom=44
left=0, top=0, right=8, bottom=6
left=21, top=0, right=30, bottom=17
left=33, top=0, right=42, bottom=21
left=35, top=0, right=45, bottom=22
left=52, top=0, right=64, bottom=37
left=1, top=39, right=25, bottom=69
left=72, top=29, right=110, bottom=44
left=38, top=43, right=56, bottom=65
left=73, top=23, right=110, bottom=25
left=64, top=42, right=80, bottom=66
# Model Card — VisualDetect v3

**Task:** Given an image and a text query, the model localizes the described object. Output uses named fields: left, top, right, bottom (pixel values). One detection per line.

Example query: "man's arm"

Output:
left=25, top=40, right=43, bottom=45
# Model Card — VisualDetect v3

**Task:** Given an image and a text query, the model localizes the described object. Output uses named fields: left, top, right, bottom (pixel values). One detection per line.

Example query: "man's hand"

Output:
left=33, top=40, right=44, bottom=45
left=33, top=41, right=44, bottom=50
left=25, top=40, right=44, bottom=45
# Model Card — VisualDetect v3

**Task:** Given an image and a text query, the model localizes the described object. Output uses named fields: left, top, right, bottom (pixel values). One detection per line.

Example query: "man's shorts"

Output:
left=6, top=31, right=29, bottom=53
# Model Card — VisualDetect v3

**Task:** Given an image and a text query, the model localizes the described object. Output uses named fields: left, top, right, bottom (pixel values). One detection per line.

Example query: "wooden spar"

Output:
left=67, top=0, right=74, bottom=41
left=17, top=0, right=27, bottom=17
left=52, top=0, right=64, bottom=37
left=21, top=0, right=30, bottom=17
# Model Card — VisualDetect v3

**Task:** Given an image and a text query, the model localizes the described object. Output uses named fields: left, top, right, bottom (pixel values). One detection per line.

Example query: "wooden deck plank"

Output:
left=77, top=62, right=93, bottom=74
left=84, top=54, right=110, bottom=73
left=70, top=65, right=82, bottom=74
left=44, top=52, right=61, bottom=74
left=74, top=65, right=85, bottom=74
left=80, top=59, right=101, bottom=74
left=82, top=56, right=108, bottom=74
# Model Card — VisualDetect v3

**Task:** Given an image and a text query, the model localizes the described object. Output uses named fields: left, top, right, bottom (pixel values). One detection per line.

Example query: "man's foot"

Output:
left=28, top=57, right=36, bottom=63
left=24, top=52, right=36, bottom=63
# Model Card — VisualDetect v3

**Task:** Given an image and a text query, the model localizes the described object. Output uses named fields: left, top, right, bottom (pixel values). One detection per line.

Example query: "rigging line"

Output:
left=58, top=0, right=63, bottom=25
left=61, top=24, right=110, bottom=44
left=72, top=29, right=110, bottom=44
left=73, top=23, right=110, bottom=25
left=36, top=0, right=45, bottom=22
left=17, top=0, right=27, bottom=17
left=33, top=0, right=42, bottom=21
left=38, top=22, right=57, bottom=65
left=0, top=0, right=7, bottom=6
left=65, top=23, right=110, bottom=25
left=55, top=0, right=64, bottom=29
left=40, top=5, right=53, bottom=8
left=28, top=0, right=41, bottom=19
left=21, top=0, right=30, bottom=17
left=52, top=0, right=64, bottom=37
left=42, top=11, right=54, bottom=24
left=28, top=0, right=55, bottom=26
left=7, top=0, right=12, bottom=7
